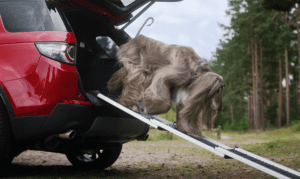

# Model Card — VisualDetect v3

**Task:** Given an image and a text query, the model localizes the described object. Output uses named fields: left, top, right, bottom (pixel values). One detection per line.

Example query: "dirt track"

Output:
left=5, top=140, right=283, bottom=179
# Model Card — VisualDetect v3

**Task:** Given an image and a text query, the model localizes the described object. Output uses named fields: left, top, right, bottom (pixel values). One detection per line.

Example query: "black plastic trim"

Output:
left=11, top=116, right=48, bottom=140
left=9, top=104, right=96, bottom=141
left=38, top=103, right=97, bottom=138
left=79, top=116, right=149, bottom=138
left=114, top=13, right=133, bottom=26
left=11, top=102, right=149, bottom=141
left=0, top=86, right=15, bottom=120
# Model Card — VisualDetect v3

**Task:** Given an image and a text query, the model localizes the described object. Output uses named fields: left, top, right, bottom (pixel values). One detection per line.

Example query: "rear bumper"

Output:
left=10, top=103, right=149, bottom=141
left=80, top=116, right=148, bottom=137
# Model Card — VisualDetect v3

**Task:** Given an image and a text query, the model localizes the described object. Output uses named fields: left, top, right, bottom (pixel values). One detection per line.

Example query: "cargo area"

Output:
left=62, top=8, right=129, bottom=98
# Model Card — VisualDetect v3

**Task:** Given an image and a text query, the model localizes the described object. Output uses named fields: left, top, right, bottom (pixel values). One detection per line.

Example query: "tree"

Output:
left=262, top=3, right=299, bottom=128
left=213, top=0, right=299, bottom=130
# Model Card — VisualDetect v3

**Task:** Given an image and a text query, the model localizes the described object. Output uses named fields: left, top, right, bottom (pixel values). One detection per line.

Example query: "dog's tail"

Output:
left=107, top=68, right=128, bottom=94
left=135, top=17, right=154, bottom=38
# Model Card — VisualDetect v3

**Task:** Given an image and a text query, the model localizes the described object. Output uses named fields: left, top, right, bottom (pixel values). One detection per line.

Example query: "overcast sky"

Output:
left=118, top=0, right=230, bottom=61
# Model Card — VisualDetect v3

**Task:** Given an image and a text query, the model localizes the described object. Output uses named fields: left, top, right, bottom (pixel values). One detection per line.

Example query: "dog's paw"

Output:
left=177, top=117, right=203, bottom=139
left=143, top=98, right=171, bottom=114
left=144, top=107, right=155, bottom=115
left=142, top=98, right=153, bottom=107
left=118, top=99, right=126, bottom=107
left=129, top=104, right=141, bottom=113
left=188, top=132, right=203, bottom=139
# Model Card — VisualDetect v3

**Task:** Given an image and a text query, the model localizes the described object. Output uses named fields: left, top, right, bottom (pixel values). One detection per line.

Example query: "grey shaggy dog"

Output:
left=107, top=35, right=225, bottom=139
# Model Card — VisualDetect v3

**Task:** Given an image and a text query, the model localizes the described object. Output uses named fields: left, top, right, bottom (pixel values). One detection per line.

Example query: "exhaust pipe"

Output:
left=59, top=130, right=76, bottom=140
left=135, top=134, right=149, bottom=141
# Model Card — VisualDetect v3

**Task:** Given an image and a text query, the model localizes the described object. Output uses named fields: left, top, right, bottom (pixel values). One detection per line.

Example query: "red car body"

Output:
left=0, top=0, right=155, bottom=170
left=0, top=29, right=81, bottom=117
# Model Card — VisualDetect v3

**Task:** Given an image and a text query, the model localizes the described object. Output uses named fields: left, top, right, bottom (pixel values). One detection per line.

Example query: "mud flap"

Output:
left=90, top=90, right=300, bottom=179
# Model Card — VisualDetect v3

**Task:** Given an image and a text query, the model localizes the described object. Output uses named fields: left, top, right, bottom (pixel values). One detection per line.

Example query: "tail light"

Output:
left=35, top=42, right=75, bottom=65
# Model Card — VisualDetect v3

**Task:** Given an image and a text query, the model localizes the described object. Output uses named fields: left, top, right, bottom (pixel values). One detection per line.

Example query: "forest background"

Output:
left=207, top=0, right=300, bottom=131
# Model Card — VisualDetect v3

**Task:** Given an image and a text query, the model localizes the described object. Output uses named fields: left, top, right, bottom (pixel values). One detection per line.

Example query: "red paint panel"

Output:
left=0, top=43, right=41, bottom=82
left=2, top=56, right=78, bottom=117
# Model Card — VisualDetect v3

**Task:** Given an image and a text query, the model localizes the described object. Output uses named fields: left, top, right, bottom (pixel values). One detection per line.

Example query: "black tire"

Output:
left=66, top=145, right=122, bottom=169
left=0, top=100, right=15, bottom=168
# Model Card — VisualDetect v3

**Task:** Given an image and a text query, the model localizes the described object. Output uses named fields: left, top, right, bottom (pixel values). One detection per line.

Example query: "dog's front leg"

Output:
left=176, top=103, right=203, bottom=139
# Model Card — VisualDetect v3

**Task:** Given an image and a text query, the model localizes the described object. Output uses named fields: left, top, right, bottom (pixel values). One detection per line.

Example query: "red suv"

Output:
left=0, top=0, right=171, bottom=170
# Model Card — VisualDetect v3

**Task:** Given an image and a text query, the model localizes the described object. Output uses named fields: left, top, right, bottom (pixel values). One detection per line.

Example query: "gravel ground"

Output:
left=5, top=139, right=286, bottom=179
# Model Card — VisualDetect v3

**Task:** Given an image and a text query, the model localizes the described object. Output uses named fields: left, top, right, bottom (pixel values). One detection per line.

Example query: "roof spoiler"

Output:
left=117, top=0, right=183, bottom=30
left=88, top=0, right=183, bottom=16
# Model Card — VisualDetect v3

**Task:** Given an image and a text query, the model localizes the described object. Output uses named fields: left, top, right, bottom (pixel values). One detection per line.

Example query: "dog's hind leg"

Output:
left=117, top=75, right=145, bottom=113
left=142, top=67, right=181, bottom=114
left=107, top=68, right=127, bottom=94
left=143, top=91, right=172, bottom=115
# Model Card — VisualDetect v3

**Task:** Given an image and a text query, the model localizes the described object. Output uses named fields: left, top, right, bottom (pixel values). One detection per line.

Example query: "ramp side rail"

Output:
left=92, top=91, right=300, bottom=179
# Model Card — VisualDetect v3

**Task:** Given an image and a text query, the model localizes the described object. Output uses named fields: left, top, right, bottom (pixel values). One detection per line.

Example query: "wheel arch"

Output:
left=0, top=84, right=15, bottom=121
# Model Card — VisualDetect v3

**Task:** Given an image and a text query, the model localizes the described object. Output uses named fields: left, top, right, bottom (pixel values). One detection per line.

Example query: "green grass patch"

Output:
left=239, top=140, right=300, bottom=157
left=157, top=105, right=176, bottom=123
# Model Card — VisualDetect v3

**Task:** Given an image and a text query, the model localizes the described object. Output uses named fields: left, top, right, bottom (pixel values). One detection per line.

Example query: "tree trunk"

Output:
left=252, top=37, right=255, bottom=130
left=249, top=93, right=253, bottom=130
left=231, top=105, right=234, bottom=122
left=296, top=80, right=299, bottom=120
left=251, top=42, right=255, bottom=131
left=266, top=66, right=271, bottom=130
left=284, top=46, right=290, bottom=127
left=278, top=58, right=282, bottom=128
left=248, top=71, right=253, bottom=130
left=247, top=92, right=251, bottom=129
left=247, top=43, right=253, bottom=130
left=297, top=5, right=300, bottom=121
left=253, top=38, right=260, bottom=130
left=259, top=41, right=265, bottom=131
left=241, top=92, right=244, bottom=118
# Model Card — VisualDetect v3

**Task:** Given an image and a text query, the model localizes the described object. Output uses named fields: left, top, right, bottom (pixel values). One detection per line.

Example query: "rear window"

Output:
left=96, top=36, right=119, bottom=58
left=0, top=1, right=70, bottom=32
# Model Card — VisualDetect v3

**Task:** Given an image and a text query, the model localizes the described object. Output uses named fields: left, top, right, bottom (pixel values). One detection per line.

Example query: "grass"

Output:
left=138, top=115, right=300, bottom=178
left=131, top=129, right=300, bottom=155
left=123, top=119, right=300, bottom=178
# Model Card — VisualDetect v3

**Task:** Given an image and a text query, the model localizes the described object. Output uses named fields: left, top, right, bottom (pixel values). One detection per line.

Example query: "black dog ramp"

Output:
left=92, top=91, right=300, bottom=179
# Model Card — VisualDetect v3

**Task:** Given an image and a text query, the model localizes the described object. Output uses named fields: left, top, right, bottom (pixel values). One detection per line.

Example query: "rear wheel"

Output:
left=66, top=145, right=122, bottom=169
left=0, top=100, right=15, bottom=169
